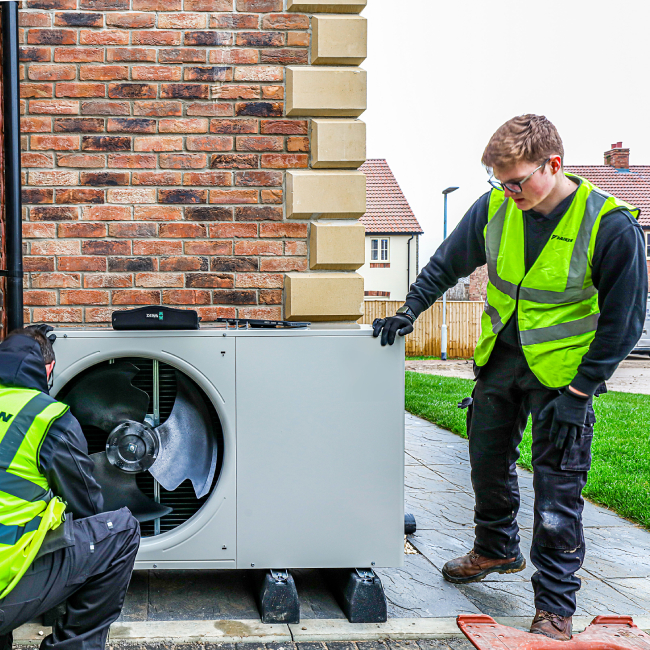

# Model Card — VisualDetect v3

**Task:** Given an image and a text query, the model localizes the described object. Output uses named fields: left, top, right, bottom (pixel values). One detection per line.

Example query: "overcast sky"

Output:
left=363, top=0, right=650, bottom=266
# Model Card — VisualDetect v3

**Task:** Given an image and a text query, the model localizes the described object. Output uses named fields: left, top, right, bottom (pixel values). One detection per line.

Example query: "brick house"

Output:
left=358, top=159, right=423, bottom=302
left=468, top=142, right=650, bottom=301
left=7, top=0, right=369, bottom=329
left=565, top=143, right=650, bottom=286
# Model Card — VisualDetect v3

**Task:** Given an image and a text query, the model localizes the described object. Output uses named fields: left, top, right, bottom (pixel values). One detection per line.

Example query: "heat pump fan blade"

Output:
left=90, top=452, right=172, bottom=523
left=149, top=372, right=217, bottom=499
left=63, top=362, right=150, bottom=433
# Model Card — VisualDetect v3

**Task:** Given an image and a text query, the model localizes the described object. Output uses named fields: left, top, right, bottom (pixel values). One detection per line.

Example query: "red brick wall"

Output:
left=19, top=0, right=311, bottom=325
left=468, top=264, right=487, bottom=302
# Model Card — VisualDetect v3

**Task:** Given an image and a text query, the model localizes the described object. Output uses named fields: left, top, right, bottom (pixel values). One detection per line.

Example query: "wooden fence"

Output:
left=360, top=300, right=484, bottom=358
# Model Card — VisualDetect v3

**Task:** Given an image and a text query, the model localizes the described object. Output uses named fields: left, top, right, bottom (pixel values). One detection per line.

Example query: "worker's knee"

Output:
left=88, top=508, right=140, bottom=556
left=532, top=471, right=583, bottom=550
left=112, top=507, right=140, bottom=551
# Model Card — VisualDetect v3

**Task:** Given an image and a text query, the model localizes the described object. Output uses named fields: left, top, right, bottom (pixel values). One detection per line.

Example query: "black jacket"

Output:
left=0, top=334, right=103, bottom=518
left=405, top=184, right=648, bottom=395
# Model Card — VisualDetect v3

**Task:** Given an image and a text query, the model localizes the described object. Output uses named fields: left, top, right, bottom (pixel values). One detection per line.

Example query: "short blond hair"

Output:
left=482, top=114, right=564, bottom=169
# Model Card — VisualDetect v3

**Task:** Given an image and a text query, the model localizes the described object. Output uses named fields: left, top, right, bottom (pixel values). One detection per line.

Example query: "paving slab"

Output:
left=293, top=570, right=347, bottom=620
left=376, top=555, right=479, bottom=618
left=109, top=620, right=292, bottom=644
left=288, top=618, right=462, bottom=642
left=404, top=414, right=650, bottom=618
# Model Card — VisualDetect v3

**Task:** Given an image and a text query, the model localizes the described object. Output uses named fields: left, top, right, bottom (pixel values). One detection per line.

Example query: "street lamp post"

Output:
left=441, top=186, right=459, bottom=360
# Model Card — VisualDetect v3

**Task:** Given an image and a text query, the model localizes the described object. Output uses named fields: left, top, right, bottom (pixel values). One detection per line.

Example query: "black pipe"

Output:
left=2, top=2, right=23, bottom=332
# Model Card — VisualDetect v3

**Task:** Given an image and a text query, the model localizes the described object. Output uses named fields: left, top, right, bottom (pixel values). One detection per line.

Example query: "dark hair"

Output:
left=6, top=327, right=55, bottom=365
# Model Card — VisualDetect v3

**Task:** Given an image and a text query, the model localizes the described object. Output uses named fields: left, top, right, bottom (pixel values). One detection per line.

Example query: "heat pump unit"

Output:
left=50, top=326, right=405, bottom=572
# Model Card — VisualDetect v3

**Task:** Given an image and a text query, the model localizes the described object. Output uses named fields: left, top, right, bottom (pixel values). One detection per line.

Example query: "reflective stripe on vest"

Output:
left=0, top=386, right=68, bottom=597
left=0, top=469, right=53, bottom=503
left=475, top=174, right=639, bottom=388
left=0, top=514, right=42, bottom=546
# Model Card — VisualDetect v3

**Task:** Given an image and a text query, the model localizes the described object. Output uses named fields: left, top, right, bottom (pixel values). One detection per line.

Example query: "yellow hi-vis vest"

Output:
left=0, top=386, right=68, bottom=597
left=474, top=174, right=640, bottom=389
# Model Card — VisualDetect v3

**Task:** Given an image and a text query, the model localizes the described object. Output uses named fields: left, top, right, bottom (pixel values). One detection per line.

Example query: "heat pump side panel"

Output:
left=235, top=331, right=404, bottom=569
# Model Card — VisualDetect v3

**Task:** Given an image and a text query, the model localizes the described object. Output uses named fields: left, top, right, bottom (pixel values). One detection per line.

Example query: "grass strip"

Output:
left=405, top=371, right=650, bottom=529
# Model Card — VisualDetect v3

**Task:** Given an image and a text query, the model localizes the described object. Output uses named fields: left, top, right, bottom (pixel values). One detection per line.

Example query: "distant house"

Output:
left=358, top=159, right=424, bottom=302
left=565, top=143, right=650, bottom=285
left=468, top=142, right=650, bottom=301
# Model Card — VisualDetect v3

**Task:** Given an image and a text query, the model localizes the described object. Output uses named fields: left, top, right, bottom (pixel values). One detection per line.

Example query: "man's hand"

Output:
left=372, top=314, right=414, bottom=346
left=538, top=389, right=589, bottom=451
left=28, top=323, right=56, bottom=344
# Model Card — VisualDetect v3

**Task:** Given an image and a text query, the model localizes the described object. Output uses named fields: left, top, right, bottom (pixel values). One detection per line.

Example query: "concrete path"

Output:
left=397, top=412, right=650, bottom=619
left=14, top=413, right=650, bottom=646
left=405, top=356, right=650, bottom=394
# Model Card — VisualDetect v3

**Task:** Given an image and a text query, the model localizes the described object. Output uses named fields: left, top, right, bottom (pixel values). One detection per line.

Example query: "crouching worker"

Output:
left=0, top=326, right=140, bottom=650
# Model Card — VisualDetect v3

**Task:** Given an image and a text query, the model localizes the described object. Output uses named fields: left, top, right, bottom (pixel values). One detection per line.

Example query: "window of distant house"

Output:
left=370, top=238, right=390, bottom=262
left=647, top=232, right=650, bottom=259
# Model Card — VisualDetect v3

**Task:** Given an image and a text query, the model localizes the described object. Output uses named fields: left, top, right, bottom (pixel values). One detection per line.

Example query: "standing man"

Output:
left=0, top=325, right=140, bottom=649
left=373, top=115, right=647, bottom=640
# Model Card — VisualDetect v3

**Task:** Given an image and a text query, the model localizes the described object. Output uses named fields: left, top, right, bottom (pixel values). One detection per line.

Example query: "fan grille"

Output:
left=62, top=357, right=224, bottom=537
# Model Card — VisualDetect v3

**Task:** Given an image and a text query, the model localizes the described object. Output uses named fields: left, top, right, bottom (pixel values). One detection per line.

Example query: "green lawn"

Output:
left=405, top=371, right=650, bottom=529
left=406, top=356, right=441, bottom=361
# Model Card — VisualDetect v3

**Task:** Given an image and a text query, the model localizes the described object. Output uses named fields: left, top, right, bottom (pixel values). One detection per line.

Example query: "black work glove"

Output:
left=372, top=315, right=414, bottom=346
left=539, top=389, right=589, bottom=452
left=28, top=323, right=56, bottom=344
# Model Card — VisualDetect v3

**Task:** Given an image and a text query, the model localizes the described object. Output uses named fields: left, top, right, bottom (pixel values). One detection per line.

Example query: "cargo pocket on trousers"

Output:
left=65, top=512, right=116, bottom=587
left=561, top=401, right=595, bottom=471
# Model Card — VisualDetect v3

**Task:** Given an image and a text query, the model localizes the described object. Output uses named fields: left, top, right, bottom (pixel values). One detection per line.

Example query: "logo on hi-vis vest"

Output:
left=551, top=234, right=574, bottom=243
left=0, top=412, right=13, bottom=423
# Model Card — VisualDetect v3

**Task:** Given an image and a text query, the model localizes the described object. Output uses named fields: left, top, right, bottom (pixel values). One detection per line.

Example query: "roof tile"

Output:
left=359, top=159, right=424, bottom=234
left=565, top=165, right=650, bottom=226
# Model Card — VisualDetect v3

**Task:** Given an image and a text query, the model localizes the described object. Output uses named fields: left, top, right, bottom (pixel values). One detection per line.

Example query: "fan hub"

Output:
left=106, top=420, right=159, bottom=473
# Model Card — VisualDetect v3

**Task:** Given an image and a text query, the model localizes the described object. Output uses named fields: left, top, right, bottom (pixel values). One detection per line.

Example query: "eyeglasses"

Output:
left=488, top=158, right=550, bottom=194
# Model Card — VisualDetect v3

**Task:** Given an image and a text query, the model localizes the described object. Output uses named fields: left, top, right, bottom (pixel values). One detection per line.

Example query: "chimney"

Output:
left=604, top=142, right=630, bottom=169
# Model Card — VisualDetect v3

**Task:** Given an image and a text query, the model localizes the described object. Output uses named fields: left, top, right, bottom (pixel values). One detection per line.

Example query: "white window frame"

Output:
left=646, top=232, right=650, bottom=259
left=370, top=238, right=390, bottom=263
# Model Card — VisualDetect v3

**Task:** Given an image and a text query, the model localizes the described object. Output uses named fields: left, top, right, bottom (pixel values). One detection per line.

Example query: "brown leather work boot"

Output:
left=441, top=549, right=525, bottom=584
left=530, top=609, right=573, bottom=641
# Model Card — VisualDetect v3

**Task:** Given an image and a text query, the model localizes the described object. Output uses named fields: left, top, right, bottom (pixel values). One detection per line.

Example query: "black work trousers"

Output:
left=468, top=340, right=594, bottom=618
left=0, top=508, right=139, bottom=650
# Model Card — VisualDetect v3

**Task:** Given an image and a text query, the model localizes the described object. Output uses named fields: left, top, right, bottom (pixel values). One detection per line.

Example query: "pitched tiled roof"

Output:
left=564, top=165, right=650, bottom=226
left=359, top=159, right=424, bottom=234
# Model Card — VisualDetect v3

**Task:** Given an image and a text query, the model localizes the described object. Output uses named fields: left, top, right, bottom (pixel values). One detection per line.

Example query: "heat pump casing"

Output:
left=50, top=326, right=405, bottom=570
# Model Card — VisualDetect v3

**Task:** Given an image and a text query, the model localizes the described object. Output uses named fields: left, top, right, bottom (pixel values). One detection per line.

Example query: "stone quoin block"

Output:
left=284, top=272, right=364, bottom=321
left=312, top=15, right=367, bottom=65
left=287, top=0, right=366, bottom=12
left=286, top=66, right=366, bottom=117
left=286, top=169, right=366, bottom=219
left=309, top=222, right=365, bottom=270
left=311, top=118, right=365, bottom=168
